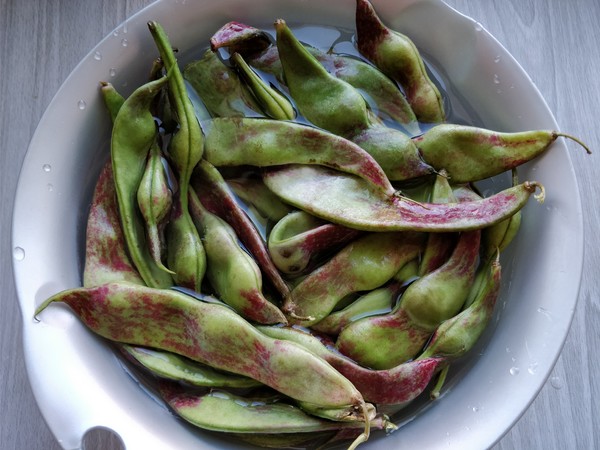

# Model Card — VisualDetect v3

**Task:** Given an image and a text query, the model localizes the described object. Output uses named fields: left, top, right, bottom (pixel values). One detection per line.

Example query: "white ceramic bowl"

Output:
left=12, top=0, right=583, bottom=449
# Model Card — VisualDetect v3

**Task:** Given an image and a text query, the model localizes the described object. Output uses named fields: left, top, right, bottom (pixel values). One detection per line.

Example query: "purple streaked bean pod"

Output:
left=259, top=325, right=444, bottom=406
left=268, top=211, right=361, bottom=275
left=414, top=124, right=591, bottom=183
left=191, top=159, right=290, bottom=298
left=35, top=283, right=373, bottom=426
left=203, top=117, right=396, bottom=196
left=188, top=190, right=287, bottom=324
left=336, top=229, right=481, bottom=369
left=282, top=231, right=425, bottom=327
left=263, top=164, right=545, bottom=232
left=355, top=0, right=445, bottom=123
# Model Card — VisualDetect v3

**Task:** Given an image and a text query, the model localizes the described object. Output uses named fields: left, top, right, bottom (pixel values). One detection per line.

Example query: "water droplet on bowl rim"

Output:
left=42, top=164, right=51, bottom=172
left=77, top=100, right=86, bottom=110
left=509, top=366, right=520, bottom=376
left=109, top=68, right=117, bottom=77
left=13, top=247, right=25, bottom=261
left=121, top=38, right=129, bottom=47
left=93, top=51, right=102, bottom=61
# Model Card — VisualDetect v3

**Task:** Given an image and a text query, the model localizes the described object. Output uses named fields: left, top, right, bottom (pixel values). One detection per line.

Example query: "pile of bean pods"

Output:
left=36, top=1, right=590, bottom=448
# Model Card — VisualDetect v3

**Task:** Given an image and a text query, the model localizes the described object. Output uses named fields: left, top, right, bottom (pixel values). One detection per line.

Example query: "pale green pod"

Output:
left=231, top=52, right=296, bottom=120
left=165, top=201, right=206, bottom=291
left=137, top=143, right=174, bottom=274
left=227, top=176, right=293, bottom=222
left=189, top=191, right=287, bottom=325
left=283, top=231, right=425, bottom=327
left=122, top=345, right=262, bottom=388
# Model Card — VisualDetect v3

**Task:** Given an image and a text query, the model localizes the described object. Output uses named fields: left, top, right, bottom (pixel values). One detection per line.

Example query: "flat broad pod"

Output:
left=259, top=325, right=444, bottom=406
left=263, top=164, right=545, bottom=232
left=35, top=283, right=372, bottom=427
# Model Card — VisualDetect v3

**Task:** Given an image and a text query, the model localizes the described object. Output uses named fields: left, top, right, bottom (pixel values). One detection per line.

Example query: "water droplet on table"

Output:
left=550, top=376, right=563, bottom=389
left=78, top=100, right=87, bottom=110
left=42, top=164, right=51, bottom=172
left=494, top=55, right=501, bottom=63
left=493, top=74, right=500, bottom=84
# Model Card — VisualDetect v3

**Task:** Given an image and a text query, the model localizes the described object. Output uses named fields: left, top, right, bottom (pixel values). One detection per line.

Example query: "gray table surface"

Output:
left=1, top=0, right=599, bottom=449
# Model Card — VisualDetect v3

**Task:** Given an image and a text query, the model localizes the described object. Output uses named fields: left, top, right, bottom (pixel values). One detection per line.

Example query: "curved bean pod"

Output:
left=188, top=190, right=287, bottom=324
left=283, top=231, right=425, bottom=327
left=420, top=255, right=502, bottom=360
left=111, top=75, right=172, bottom=288
left=274, top=20, right=433, bottom=181
left=191, top=160, right=290, bottom=298
left=148, top=21, right=206, bottom=290
left=312, top=257, right=419, bottom=335
left=122, top=345, right=262, bottom=388
left=161, top=387, right=381, bottom=434
left=355, top=0, right=445, bottom=123
left=83, top=162, right=144, bottom=288
left=263, top=164, right=545, bottom=232
left=268, top=211, right=361, bottom=275
left=259, top=325, right=444, bottom=405
left=336, top=230, right=480, bottom=369
left=35, top=283, right=370, bottom=422
left=203, top=117, right=396, bottom=196
left=414, top=124, right=591, bottom=183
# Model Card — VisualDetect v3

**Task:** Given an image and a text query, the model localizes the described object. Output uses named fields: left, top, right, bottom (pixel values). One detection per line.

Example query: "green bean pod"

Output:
left=137, top=143, right=174, bottom=274
left=259, top=325, right=444, bottom=405
left=227, top=175, right=293, bottom=222
left=121, top=345, right=262, bottom=388
left=312, top=257, right=419, bottom=336
left=274, top=20, right=432, bottom=181
left=420, top=255, right=502, bottom=360
left=192, top=160, right=290, bottom=298
left=110, top=74, right=172, bottom=288
left=183, top=49, right=263, bottom=118
left=283, top=231, right=425, bottom=327
left=231, top=52, right=296, bottom=120
left=336, top=230, right=480, bottom=369
left=99, top=81, right=125, bottom=123
left=83, top=162, right=144, bottom=288
left=414, top=124, right=590, bottom=182
left=188, top=190, right=287, bottom=325
left=263, top=164, right=545, bottom=232
left=276, top=19, right=372, bottom=137
left=210, top=21, right=419, bottom=133
left=203, top=117, right=396, bottom=196
left=161, top=387, right=381, bottom=435
left=35, top=283, right=372, bottom=425
left=268, top=211, right=360, bottom=275
left=148, top=21, right=206, bottom=290
left=418, top=171, right=457, bottom=276
left=355, top=0, right=445, bottom=123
